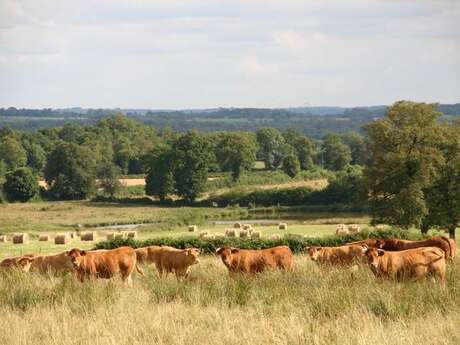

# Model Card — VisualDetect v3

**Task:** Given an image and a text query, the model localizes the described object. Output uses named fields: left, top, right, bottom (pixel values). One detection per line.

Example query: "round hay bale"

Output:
left=233, top=223, right=242, bottom=229
left=107, top=233, right=115, bottom=240
left=348, top=224, right=361, bottom=234
left=54, top=234, right=70, bottom=245
left=114, top=232, right=125, bottom=239
left=278, top=223, right=288, bottom=230
left=199, top=231, right=210, bottom=238
left=251, top=231, right=261, bottom=239
left=38, top=234, right=50, bottom=242
left=225, top=229, right=237, bottom=237
left=13, top=233, right=29, bottom=244
left=188, top=225, right=198, bottom=232
left=127, top=231, right=137, bottom=238
left=239, top=229, right=248, bottom=238
left=242, top=224, right=252, bottom=230
left=269, top=234, right=281, bottom=241
left=0, top=235, right=7, bottom=243
left=202, top=234, right=215, bottom=240
left=81, top=232, right=95, bottom=241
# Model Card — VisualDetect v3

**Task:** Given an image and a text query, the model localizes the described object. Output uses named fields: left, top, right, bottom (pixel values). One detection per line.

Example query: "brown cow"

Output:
left=379, top=236, right=453, bottom=260
left=135, top=245, right=162, bottom=266
left=29, top=251, right=75, bottom=274
left=216, top=246, right=293, bottom=274
left=361, top=246, right=446, bottom=286
left=0, top=256, right=34, bottom=272
left=448, top=238, right=457, bottom=259
left=347, top=239, right=385, bottom=249
left=305, top=244, right=365, bottom=266
left=152, top=246, right=201, bottom=278
left=67, top=246, right=143, bottom=285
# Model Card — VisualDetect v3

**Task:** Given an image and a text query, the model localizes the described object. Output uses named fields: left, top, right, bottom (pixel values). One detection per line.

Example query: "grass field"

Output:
left=0, top=255, right=459, bottom=345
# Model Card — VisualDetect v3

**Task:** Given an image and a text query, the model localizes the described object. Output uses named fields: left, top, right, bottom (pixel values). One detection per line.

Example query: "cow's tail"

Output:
left=439, top=236, right=452, bottom=260
left=135, top=264, right=145, bottom=276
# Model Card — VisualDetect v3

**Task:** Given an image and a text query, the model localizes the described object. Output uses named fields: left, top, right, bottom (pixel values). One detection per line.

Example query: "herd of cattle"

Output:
left=0, top=235, right=456, bottom=287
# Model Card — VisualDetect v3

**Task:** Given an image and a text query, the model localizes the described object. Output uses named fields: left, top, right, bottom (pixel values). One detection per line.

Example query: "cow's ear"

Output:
left=377, top=249, right=385, bottom=256
left=80, top=250, right=87, bottom=256
left=316, top=247, right=322, bottom=251
left=361, top=245, right=369, bottom=254
left=231, top=248, right=239, bottom=254
left=216, top=247, right=222, bottom=254
left=376, top=240, right=385, bottom=248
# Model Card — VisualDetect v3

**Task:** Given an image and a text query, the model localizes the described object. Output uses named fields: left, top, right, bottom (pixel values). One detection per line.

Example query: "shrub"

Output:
left=3, top=167, right=39, bottom=202
left=94, top=228, right=425, bottom=254
left=282, top=154, right=300, bottom=178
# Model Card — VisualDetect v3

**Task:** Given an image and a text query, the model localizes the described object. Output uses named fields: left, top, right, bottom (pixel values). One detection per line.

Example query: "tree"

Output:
left=282, top=154, right=300, bottom=178
left=25, top=143, right=47, bottom=172
left=364, top=101, right=443, bottom=229
left=321, top=134, right=351, bottom=171
left=97, top=161, right=122, bottom=199
left=3, top=167, right=39, bottom=202
left=172, top=132, right=214, bottom=203
left=0, top=137, right=27, bottom=171
left=421, top=124, right=460, bottom=238
left=341, top=132, right=366, bottom=165
left=256, top=128, right=287, bottom=170
left=45, top=143, right=97, bottom=200
left=145, top=146, right=175, bottom=202
left=216, top=132, right=257, bottom=180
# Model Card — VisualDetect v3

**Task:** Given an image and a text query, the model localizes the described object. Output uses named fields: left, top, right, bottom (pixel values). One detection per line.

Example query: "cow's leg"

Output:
left=126, top=274, right=133, bottom=287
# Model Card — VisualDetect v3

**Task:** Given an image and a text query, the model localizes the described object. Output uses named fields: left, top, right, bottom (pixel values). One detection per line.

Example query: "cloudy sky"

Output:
left=0, top=0, right=459, bottom=109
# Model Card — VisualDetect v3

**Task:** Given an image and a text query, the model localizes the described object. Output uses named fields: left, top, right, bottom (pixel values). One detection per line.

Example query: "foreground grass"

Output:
left=0, top=256, right=459, bottom=345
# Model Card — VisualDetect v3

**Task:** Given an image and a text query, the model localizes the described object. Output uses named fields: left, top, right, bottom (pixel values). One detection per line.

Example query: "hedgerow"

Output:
left=94, top=228, right=425, bottom=254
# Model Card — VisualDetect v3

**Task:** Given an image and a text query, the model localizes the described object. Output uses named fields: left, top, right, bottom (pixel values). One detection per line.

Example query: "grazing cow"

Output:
left=67, top=246, right=143, bottom=285
left=215, top=246, right=293, bottom=274
left=135, top=245, right=162, bottom=265
left=153, top=246, right=201, bottom=278
left=305, top=245, right=365, bottom=266
left=29, top=251, right=75, bottom=274
left=0, top=255, right=35, bottom=272
left=361, top=246, right=446, bottom=286
left=378, top=236, right=453, bottom=260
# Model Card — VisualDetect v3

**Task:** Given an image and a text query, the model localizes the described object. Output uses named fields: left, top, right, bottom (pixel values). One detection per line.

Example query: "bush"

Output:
left=3, top=167, right=39, bottom=202
left=282, top=154, right=300, bottom=178
left=94, top=228, right=425, bottom=254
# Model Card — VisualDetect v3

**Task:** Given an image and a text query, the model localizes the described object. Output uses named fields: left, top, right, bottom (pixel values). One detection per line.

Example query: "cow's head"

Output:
left=305, top=246, right=322, bottom=261
left=66, top=248, right=86, bottom=268
left=184, top=248, right=201, bottom=265
left=216, top=247, right=238, bottom=267
left=17, top=257, right=33, bottom=272
left=361, top=245, right=384, bottom=271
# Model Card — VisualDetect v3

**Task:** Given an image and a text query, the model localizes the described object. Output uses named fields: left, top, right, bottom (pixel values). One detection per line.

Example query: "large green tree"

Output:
left=256, top=128, right=288, bottom=170
left=3, top=167, right=39, bottom=202
left=0, top=137, right=27, bottom=171
left=216, top=132, right=257, bottom=180
left=172, top=132, right=214, bottom=203
left=364, top=101, right=443, bottom=229
left=145, top=146, right=175, bottom=202
left=341, top=132, right=366, bottom=165
left=321, top=134, right=351, bottom=171
left=97, top=161, right=122, bottom=199
left=45, top=143, right=97, bottom=200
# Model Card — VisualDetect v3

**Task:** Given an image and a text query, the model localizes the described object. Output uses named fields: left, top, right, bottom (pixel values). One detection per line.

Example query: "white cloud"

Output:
left=0, top=0, right=458, bottom=108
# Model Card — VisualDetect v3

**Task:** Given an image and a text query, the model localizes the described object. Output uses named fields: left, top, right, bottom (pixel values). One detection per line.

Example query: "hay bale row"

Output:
left=54, top=234, right=71, bottom=245
left=225, top=229, right=236, bottom=237
left=81, top=232, right=95, bottom=241
left=348, top=224, right=361, bottom=234
left=13, top=233, right=29, bottom=244
left=336, top=224, right=349, bottom=235
left=39, top=234, right=50, bottom=241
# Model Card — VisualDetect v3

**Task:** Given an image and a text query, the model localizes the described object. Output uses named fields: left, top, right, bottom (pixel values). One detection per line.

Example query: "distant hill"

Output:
left=1, top=104, right=459, bottom=138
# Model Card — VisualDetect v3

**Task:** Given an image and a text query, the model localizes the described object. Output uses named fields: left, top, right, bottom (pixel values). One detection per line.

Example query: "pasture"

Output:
left=0, top=256, right=459, bottom=345
left=1, top=201, right=459, bottom=345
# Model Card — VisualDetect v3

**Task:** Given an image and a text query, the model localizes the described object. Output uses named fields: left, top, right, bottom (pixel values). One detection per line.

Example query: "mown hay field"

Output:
left=0, top=255, right=459, bottom=345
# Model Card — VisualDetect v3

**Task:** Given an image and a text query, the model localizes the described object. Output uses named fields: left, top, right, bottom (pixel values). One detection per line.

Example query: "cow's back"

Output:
left=31, top=252, right=74, bottom=273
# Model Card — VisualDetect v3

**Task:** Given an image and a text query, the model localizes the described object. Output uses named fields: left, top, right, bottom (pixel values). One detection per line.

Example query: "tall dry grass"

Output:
left=0, top=256, right=459, bottom=345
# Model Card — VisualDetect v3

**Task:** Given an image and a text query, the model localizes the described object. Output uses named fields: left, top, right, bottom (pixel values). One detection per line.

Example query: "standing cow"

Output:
left=153, top=246, right=201, bottom=279
left=216, top=246, right=293, bottom=274
left=305, top=244, right=365, bottom=266
left=361, top=246, right=446, bottom=287
left=377, top=236, right=453, bottom=260
left=67, top=246, right=143, bottom=285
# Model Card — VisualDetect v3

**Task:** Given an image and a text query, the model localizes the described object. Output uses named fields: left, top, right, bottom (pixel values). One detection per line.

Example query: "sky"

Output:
left=0, top=0, right=459, bottom=109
